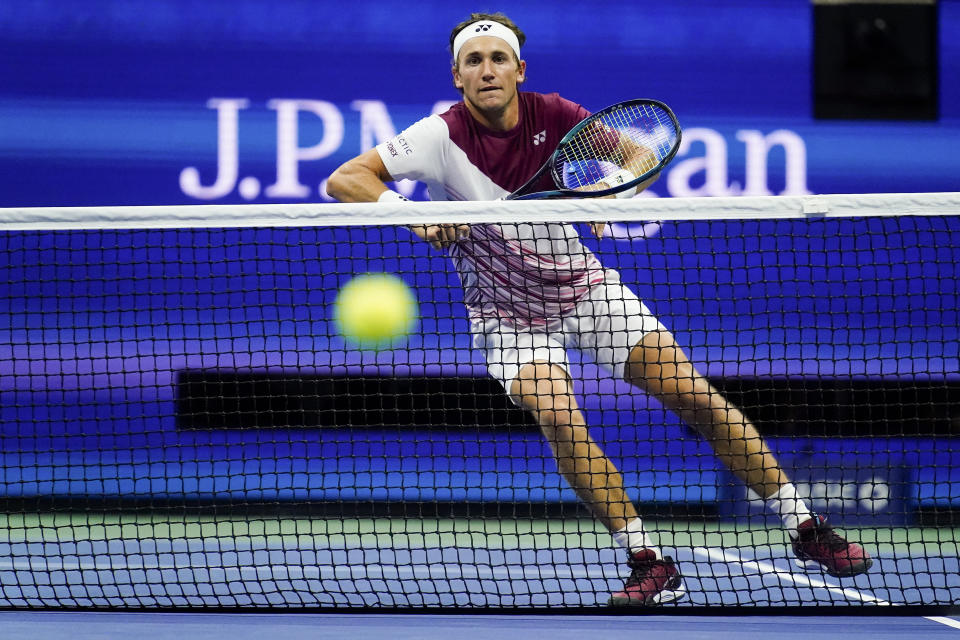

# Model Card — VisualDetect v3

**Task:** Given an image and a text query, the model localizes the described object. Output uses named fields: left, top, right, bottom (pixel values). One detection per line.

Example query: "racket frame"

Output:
left=506, top=98, right=682, bottom=201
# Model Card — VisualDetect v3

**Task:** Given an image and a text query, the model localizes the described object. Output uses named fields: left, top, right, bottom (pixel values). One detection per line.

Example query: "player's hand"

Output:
left=590, top=222, right=606, bottom=238
left=409, top=223, right=471, bottom=250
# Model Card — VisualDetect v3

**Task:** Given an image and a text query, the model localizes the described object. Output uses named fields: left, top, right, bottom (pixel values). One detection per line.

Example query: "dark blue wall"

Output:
left=1, top=0, right=958, bottom=206
left=0, top=1, right=957, bottom=520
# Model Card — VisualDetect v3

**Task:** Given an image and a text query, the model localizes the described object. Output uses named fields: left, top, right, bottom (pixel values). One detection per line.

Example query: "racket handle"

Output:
left=601, top=169, right=637, bottom=198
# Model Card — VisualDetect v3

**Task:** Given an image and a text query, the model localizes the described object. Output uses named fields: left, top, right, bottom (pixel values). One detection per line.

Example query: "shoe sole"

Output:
left=607, top=581, right=687, bottom=607
left=795, top=556, right=874, bottom=578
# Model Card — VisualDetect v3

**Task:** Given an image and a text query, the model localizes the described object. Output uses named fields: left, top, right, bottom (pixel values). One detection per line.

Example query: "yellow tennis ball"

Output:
left=334, top=273, right=418, bottom=349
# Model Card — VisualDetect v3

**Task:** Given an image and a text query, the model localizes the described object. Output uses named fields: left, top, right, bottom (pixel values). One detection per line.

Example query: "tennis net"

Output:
left=0, top=193, right=958, bottom=610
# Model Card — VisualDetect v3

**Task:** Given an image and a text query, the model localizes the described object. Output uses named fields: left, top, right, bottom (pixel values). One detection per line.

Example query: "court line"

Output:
left=692, top=546, right=892, bottom=605
left=694, top=546, right=960, bottom=630
left=925, top=617, right=960, bottom=630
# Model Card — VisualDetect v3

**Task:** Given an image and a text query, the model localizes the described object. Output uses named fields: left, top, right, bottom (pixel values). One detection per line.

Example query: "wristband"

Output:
left=600, top=169, right=637, bottom=199
left=378, top=190, right=410, bottom=203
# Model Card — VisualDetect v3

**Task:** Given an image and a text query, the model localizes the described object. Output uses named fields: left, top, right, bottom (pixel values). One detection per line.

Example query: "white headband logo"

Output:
left=452, top=20, right=522, bottom=62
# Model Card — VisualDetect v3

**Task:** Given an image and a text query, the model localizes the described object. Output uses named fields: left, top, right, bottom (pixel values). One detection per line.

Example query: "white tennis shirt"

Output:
left=376, top=92, right=609, bottom=330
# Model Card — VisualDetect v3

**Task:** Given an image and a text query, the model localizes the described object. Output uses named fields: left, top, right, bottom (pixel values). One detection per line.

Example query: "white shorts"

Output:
left=470, top=277, right=667, bottom=403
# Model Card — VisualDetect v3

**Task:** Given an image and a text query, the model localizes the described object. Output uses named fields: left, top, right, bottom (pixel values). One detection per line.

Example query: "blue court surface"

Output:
left=1, top=540, right=958, bottom=608
left=0, top=517, right=957, bottom=611
left=0, top=517, right=957, bottom=609
left=0, top=611, right=958, bottom=640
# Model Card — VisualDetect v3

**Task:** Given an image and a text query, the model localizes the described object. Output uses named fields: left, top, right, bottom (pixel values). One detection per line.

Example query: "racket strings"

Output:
left=557, top=104, right=679, bottom=190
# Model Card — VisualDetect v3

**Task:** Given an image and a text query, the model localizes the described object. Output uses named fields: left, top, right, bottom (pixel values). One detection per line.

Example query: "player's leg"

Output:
left=470, top=318, right=638, bottom=532
left=624, top=330, right=786, bottom=499
left=510, top=360, right=636, bottom=532
left=623, top=329, right=873, bottom=578
left=471, top=317, right=682, bottom=605
left=509, top=360, right=684, bottom=606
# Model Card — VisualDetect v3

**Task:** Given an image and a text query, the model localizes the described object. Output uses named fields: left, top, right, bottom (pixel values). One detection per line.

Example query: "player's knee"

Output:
left=510, top=361, right=577, bottom=423
left=521, top=395, right=578, bottom=427
left=539, top=421, right=591, bottom=451
left=536, top=404, right=578, bottom=431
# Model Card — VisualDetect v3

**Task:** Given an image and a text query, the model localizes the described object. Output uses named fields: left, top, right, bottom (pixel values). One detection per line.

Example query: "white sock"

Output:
left=612, top=518, right=658, bottom=556
left=764, top=483, right=813, bottom=538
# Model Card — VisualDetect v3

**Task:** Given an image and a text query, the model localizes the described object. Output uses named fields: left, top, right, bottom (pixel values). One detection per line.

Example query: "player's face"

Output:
left=453, top=36, right=526, bottom=123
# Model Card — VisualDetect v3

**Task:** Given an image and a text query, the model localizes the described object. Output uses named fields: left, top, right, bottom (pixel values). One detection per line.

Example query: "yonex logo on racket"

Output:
left=533, top=130, right=546, bottom=145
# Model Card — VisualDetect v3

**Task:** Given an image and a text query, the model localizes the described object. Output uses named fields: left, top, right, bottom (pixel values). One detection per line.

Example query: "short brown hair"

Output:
left=448, top=12, right=526, bottom=67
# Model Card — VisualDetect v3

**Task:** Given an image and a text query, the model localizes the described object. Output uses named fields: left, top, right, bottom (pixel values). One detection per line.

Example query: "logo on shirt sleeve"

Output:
left=532, top=130, right=546, bottom=145
left=385, top=136, right=414, bottom=158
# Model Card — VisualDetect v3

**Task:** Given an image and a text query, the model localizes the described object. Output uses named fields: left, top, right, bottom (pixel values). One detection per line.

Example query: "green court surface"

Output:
left=1, top=512, right=955, bottom=556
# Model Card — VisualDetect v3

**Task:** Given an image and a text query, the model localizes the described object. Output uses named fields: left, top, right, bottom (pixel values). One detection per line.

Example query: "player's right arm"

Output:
left=327, top=116, right=468, bottom=250
left=326, top=149, right=394, bottom=203
left=327, top=149, right=468, bottom=251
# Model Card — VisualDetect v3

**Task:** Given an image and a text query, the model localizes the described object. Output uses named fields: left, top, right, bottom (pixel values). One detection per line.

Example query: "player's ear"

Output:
left=452, top=65, right=463, bottom=90
left=516, top=59, right=526, bottom=85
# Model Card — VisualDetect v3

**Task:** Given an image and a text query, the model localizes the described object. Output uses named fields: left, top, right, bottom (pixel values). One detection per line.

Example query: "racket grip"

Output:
left=601, top=169, right=636, bottom=198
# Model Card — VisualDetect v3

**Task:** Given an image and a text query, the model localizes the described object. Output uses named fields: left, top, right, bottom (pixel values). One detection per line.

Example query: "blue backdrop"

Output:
left=0, top=0, right=958, bottom=520
left=1, top=0, right=959, bottom=206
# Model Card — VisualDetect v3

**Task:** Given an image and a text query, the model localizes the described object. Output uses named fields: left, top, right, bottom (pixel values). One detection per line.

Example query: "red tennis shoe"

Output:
left=608, top=549, right=686, bottom=606
left=792, top=514, right=873, bottom=578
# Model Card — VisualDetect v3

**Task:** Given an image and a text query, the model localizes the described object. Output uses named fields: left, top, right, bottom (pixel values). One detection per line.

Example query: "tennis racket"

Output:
left=506, top=99, right=681, bottom=200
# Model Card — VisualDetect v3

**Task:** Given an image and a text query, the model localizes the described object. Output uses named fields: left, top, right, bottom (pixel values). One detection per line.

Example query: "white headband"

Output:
left=452, top=20, right=521, bottom=62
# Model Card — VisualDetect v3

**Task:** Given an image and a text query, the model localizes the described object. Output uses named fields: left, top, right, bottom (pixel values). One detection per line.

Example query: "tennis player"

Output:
left=326, top=11, right=872, bottom=606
